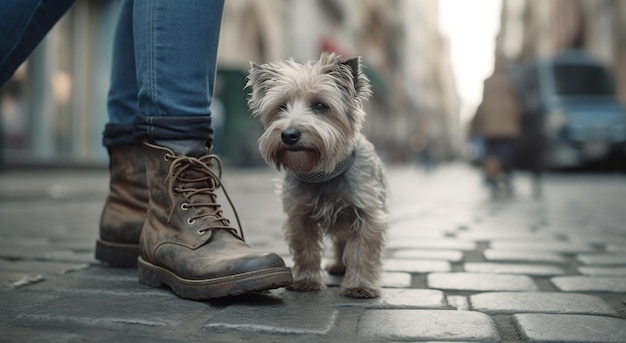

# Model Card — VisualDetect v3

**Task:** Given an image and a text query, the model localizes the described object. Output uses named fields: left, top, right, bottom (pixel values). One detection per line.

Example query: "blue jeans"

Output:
left=0, top=0, right=224, bottom=153
left=0, top=0, right=76, bottom=86
left=104, top=0, right=224, bottom=148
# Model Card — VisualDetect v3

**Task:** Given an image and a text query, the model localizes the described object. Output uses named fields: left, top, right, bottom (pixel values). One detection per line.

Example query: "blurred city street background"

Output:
left=2, top=0, right=625, bottom=170
left=1, top=0, right=626, bottom=342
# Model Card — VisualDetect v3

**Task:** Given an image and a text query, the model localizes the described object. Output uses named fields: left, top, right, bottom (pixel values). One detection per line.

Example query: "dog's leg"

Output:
left=325, top=233, right=347, bottom=275
left=340, top=214, right=386, bottom=298
left=284, top=215, right=325, bottom=291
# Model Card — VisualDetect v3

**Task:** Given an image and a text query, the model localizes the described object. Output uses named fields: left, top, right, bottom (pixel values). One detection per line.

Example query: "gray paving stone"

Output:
left=578, top=266, right=626, bottom=276
left=0, top=237, right=49, bottom=247
left=447, top=295, right=470, bottom=310
left=389, top=249, right=464, bottom=262
left=606, top=243, right=626, bottom=252
left=566, top=234, right=626, bottom=245
left=551, top=276, right=626, bottom=292
left=0, top=260, right=89, bottom=275
left=483, top=249, right=568, bottom=264
left=514, top=314, right=626, bottom=342
left=45, top=251, right=97, bottom=264
left=378, top=272, right=412, bottom=288
left=0, top=327, right=91, bottom=343
left=428, top=272, right=539, bottom=292
left=384, top=258, right=451, bottom=273
left=388, top=223, right=449, bottom=238
left=48, top=236, right=97, bottom=251
left=577, top=253, right=626, bottom=265
left=284, top=257, right=416, bottom=280
left=470, top=292, right=618, bottom=316
left=204, top=297, right=338, bottom=335
left=13, top=289, right=212, bottom=328
left=21, top=267, right=177, bottom=298
left=335, top=288, right=447, bottom=309
left=0, top=272, right=44, bottom=288
left=357, top=309, right=500, bottom=342
left=0, top=246, right=55, bottom=261
left=0, top=290, right=57, bottom=324
left=464, top=262, right=566, bottom=276
left=387, top=238, right=476, bottom=251
left=0, top=246, right=96, bottom=264
left=457, top=230, right=557, bottom=241
left=324, top=271, right=412, bottom=288
left=490, top=240, right=596, bottom=253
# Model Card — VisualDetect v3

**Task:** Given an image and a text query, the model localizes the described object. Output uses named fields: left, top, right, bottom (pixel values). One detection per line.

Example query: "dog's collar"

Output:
left=293, top=150, right=356, bottom=183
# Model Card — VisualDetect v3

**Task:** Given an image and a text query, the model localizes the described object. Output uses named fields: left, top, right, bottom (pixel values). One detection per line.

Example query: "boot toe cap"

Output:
left=152, top=244, right=288, bottom=280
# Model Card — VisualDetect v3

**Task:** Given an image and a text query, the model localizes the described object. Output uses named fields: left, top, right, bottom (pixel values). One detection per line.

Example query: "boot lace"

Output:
left=164, top=152, right=244, bottom=240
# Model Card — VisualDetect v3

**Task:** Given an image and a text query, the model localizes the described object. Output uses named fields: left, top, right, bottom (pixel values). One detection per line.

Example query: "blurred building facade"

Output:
left=0, top=0, right=460, bottom=167
left=0, top=0, right=119, bottom=165
left=498, top=0, right=626, bottom=103
left=216, top=0, right=462, bottom=164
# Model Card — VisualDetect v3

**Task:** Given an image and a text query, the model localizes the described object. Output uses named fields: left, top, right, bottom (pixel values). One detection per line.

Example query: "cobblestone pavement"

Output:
left=1, top=164, right=625, bottom=342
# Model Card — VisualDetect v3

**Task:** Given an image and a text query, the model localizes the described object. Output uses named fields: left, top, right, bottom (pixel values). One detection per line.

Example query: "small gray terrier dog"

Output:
left=246, top=52, right=388, bottom=298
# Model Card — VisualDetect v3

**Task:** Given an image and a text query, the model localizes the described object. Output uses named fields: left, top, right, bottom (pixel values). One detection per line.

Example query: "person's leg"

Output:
left=500, top=138, right=516, bottom=197
left=499, top=139, right=515, bottom=175
left=484, top=139, right=500, bottom=184
left=530, top=138, right=545, bottom=199
left=131, top=0, right=292, bottom=299
left=96, top=0, right=147, bottom=267
left=132, top=0, right=219, bottom=155
left=0, top=0, right=76, bottom=86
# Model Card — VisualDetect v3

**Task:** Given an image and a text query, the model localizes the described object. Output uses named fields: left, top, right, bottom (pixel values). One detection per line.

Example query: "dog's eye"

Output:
left=312, top=102, right=329, bottom=114
left=278, top=103, right=288, bottom=112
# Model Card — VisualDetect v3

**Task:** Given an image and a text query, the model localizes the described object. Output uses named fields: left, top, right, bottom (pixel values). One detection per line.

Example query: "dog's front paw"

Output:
left=287, top=278, right=326, bottom=292
left=340, top=287, right=381, bottom=299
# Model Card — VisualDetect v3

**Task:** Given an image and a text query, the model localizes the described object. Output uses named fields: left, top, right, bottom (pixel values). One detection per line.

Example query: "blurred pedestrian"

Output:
left=516, top=65, right=547, bottom=199
left=471, top=52, right=522, bottom=198
left=0, top=0, right=292, bottom=300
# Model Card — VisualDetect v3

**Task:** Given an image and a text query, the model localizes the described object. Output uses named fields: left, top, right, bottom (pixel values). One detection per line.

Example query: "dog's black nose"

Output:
left=281, top=128, right=301, bottom=145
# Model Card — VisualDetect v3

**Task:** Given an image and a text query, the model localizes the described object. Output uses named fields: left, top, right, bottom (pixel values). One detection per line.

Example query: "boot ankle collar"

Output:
left=292, top=150, right=356, bottom=183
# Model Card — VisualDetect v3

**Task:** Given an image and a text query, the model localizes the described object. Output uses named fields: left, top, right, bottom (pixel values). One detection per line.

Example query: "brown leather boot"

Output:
left=138, top=142, right=292, bottom=299
left=96, top=145, right=148, bottom=267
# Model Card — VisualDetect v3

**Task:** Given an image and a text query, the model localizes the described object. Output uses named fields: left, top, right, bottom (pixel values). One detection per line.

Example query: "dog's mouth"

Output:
left=282, top=143, right=314, bottom=152
left=286, top=145, right=304, bottom=152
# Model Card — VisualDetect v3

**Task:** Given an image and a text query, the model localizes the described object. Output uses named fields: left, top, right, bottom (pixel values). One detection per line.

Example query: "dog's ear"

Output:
left=246, top=62, right=269, bottom=91
left=341, top=57, right=360, bottom=84
left=341, top=56, right=372, bottom=102
left=246, top=62, right=277, bottom=116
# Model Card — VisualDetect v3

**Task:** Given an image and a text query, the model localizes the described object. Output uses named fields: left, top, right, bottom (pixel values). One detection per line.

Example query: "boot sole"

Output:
left=95, top=240, right=140, bottom=268
left=137, top=257, right=293, bottom=300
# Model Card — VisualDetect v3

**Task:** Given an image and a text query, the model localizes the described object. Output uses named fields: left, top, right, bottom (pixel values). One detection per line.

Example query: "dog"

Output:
left=246, top=52, right=388, bottom=298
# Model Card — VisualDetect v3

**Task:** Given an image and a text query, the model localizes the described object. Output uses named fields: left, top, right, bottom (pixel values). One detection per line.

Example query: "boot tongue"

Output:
left=155, top=139, right=208, bottom=157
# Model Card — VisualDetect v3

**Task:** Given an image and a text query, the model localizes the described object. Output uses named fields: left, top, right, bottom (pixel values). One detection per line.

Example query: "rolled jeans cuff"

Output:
left=133, top=114, right=214, bottom=145
left=102, top=123, right=136, bottom=147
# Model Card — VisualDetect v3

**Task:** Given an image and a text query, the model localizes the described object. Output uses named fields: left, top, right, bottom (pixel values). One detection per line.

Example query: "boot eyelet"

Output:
left=173, top=187, right=180, bottom=194
left=164, top=154, right=173, bottom=161
left=181, top=203, right=189, bottom=210
left=187, top=218, right=196, bottom=225
left=197, top=229, right=206, bottom=235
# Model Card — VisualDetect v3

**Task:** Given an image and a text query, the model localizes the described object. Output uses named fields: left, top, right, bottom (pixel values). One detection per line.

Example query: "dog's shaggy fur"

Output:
left=246, top=53, right=388, bottom=298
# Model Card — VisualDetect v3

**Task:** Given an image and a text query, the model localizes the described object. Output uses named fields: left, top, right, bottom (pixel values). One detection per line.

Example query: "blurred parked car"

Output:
left=514, top=50, right=626, bottom=169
